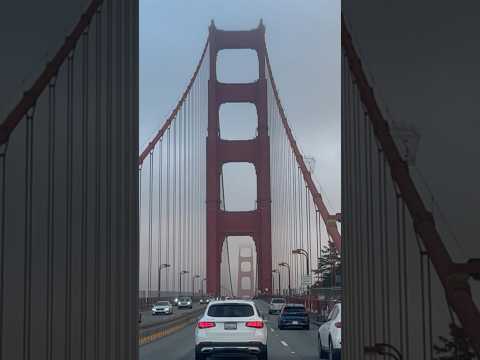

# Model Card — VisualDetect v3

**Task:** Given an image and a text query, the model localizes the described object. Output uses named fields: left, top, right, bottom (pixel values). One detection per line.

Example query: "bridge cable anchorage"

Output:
left=342, top=12, right=480, bottom=356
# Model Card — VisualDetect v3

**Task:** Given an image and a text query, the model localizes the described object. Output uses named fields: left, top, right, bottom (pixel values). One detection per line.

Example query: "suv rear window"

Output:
left=271, top=298, right=285, bottom=304
left=207, top=304, right=254, bottom=317
left=283, top=306, right=306, bottom=314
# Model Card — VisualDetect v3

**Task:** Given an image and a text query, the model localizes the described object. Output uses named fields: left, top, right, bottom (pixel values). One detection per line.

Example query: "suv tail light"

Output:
left=335, top=321, right=341, bottom=328
left=245, top=321, right=264, bottom=329
left=198, top=321, right=216, bottom=329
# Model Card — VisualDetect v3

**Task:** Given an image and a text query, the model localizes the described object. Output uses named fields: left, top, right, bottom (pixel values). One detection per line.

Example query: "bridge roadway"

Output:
left=140, top=303, right=205, bottom=327
left=140, top=301, right=320, bottom=360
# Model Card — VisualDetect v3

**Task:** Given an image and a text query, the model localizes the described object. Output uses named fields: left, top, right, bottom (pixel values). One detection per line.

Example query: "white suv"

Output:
left=195, top=300, right=268, bottom=360
left=318, top=303, right=341, bottom=359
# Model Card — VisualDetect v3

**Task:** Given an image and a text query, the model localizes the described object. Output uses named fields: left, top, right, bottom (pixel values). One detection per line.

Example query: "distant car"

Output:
left=195, top=299, right=268, bottom=360
left=318, top=303, right=341, bottom=360
left=277, top=304, right=309, bottom=330
left=177, top=296, right=193, bottom=309
left=268, top=298, right=286, bottom=314
left=199, top=297, right=211, bottom=305
left=152, top=301, right=174, bottom=315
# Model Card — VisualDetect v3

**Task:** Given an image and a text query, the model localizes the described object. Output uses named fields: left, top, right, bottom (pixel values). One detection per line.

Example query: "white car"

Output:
left=268, top=298, right=286, bottom=314
left=318, top=303, right=341, bottom=359
left=195, top=300, right=268, bottom=360
left=177, top=296, right=193, bottom=309
left=151, top=301, right=173, bottom=315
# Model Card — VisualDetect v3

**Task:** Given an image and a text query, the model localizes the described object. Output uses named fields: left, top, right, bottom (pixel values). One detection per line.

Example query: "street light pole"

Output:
left=201, top=278, right=206, bottom=296
left=158, top=264, right=171, bottom=299
left=279, top=262, right=291, bottom=296
left=179, top=270, right=189, bottom=296
left=272, top=269, right=281, bottom=295
left=192, top=274, right=200, bottom=297
left=292, top=248, right=310, bottom=275
left=292, top=249, right=310, bottom=294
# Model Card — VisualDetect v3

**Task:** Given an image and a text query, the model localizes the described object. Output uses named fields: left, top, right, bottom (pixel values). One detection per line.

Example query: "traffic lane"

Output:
left=139, top=321, right=293, bottom=360
left=140, top=303, right=205, bottom=327
left=140, top=303, right=319, bottom=360
left=256, top=300, right=320, bottom=360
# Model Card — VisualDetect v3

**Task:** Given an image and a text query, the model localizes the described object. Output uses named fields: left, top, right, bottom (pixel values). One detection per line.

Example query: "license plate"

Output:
left=292, top=321, right=299, bottom=325
left=224, top=322, right=237, bottom=330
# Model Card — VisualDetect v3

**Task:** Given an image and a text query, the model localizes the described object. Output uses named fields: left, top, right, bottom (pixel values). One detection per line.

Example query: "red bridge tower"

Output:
left=206, top=21, right=272, bottom=296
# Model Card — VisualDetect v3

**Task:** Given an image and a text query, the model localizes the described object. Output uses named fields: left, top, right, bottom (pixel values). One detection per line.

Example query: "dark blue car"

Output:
left=277, top=304, right=310, bottom=330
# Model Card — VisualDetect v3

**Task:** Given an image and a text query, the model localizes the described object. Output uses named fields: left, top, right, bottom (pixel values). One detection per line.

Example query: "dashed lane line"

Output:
left=281, top=340, right=289, bottom=347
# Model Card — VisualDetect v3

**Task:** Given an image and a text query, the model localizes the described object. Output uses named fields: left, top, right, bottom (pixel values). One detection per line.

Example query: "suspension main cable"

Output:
left=265, top=50, right=341, bottom=250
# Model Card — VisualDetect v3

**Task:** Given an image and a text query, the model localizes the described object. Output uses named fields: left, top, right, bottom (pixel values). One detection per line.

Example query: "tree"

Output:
left=313, top=240, right=341, bottom=287
left=433, top=323, right=476, bottom=360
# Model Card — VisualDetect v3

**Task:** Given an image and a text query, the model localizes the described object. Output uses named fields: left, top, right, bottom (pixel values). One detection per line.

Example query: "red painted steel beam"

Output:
left=216, top=82, right=258, bottom=104
left=138, top=38, right=209, bottom=166
left=217, top=210, right=259, bottom=236
left=265, top=52, right=342, bottom=251
left=341, top=13, right=480, bottom=354
left=215, top=28, right=264, bottom=51
left=0, top=0, right=104, bottom=145
left=218, top=139, right=258, bottom=164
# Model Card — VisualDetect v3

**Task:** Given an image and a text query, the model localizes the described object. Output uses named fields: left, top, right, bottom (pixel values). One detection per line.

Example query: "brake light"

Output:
left=245, top=321, right=264, bottom=329
left=335, top=321, right=341, bottom=328
left=198, top=321, right=216, bottom=329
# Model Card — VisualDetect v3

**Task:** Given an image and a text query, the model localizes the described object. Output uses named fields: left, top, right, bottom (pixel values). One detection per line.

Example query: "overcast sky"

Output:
left=140, top=0, right=340, bottom=293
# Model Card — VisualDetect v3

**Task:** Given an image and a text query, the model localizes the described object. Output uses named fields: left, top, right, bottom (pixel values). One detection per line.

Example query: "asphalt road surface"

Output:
left=140, top=303, right=205, bottom=327
left=140, top=301, right=320, bottom=360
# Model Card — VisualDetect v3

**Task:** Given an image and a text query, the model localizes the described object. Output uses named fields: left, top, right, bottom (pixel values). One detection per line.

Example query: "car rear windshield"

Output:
left=207, top=304, right=254, bottom=317
left=283, top=306, right=306, bottom=314
left=272, top=299, right=285, bottom=303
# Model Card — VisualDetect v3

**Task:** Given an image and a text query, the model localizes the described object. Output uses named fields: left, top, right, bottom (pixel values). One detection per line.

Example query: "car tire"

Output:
left=329, top=338, right=340, bottom=360
left=277, top=324, right=283, bottom=330
left=258, top=347, right=268, bottom=360
left=319, top=336, right=327, bottom=359
left=305, top=324, right=310, bottom=330
left=195, top=347, right=205, bottom=360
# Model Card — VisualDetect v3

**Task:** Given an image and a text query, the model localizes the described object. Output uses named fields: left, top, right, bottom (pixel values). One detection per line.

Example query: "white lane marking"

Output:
left=270, top=328, right=274, bottom=332
left=291, top=351, right=295, bottom=354
left=281, top=340, right=288, bottom=347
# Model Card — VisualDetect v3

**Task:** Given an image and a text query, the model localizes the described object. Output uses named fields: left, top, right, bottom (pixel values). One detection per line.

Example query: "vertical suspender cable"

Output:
left=23, top=105, right=35, bottom=360
left=104, top=0, right=112, bottom=355
left=0, top=141, right=7, bottom=358
left=94, top=8, right=102, bottom=359
left=158, top=140, right=163, bottom=294
left=396, top=192, right=404, bottom=355
left=46, top=79, right=57, bottom=360
left=114, top=0, right=122, bottom=352
left=402, top=201, right=410, bottom=357
left=80, top=28, right=89, bottom=360
left=166, top=129, right=170, bottom=291
left=65, top=51, right=75, bottom=360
